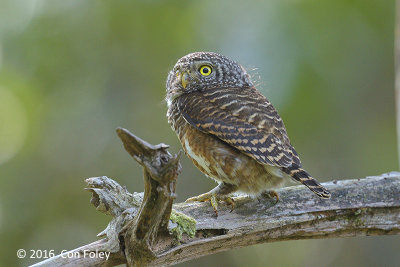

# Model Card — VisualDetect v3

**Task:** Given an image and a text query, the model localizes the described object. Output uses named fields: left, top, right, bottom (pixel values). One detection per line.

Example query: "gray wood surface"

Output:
left=32, top=172, right=400, bottom=267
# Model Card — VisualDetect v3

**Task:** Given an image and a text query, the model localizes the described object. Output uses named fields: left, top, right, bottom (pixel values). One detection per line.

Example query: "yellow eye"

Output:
left=199, top=65, right=212, bottom=76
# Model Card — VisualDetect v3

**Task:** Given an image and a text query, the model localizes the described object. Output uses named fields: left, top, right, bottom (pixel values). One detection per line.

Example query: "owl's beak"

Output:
left=180, top=72, right=190, bottom=89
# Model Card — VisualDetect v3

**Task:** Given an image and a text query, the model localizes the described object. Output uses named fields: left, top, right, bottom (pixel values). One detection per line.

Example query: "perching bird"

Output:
left=166, top=52, right=330, bottom=214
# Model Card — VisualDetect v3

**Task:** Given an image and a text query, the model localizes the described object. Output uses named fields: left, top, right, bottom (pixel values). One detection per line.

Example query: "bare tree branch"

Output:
left=31, top=129, right=400, bottom=267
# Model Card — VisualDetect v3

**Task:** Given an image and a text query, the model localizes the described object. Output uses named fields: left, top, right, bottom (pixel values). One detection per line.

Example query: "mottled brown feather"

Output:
left=177, top=87, right=301, bottom=168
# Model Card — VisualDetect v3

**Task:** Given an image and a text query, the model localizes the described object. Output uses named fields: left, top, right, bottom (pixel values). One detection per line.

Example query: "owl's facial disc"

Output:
left=166, top=52, right=253, bottom=105
left=177, top=61, right=214, bottom=89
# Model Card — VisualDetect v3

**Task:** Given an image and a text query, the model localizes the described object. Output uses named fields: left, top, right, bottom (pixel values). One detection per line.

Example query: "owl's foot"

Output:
left=260, top=190, right=280, bottom=204
left=185, top=182, right=237, bottom=216
left=186, top=193, right=235, bottom=216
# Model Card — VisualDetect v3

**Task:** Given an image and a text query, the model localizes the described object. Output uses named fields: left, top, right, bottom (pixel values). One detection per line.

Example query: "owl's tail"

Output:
left=282, top=165, right=331, bottom=199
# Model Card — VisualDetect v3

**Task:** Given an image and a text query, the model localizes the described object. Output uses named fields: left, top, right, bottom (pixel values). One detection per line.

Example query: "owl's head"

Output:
left=166, top=52, right=253, bottom=105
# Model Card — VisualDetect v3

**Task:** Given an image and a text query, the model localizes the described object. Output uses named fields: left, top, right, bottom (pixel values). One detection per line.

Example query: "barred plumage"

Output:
left=282, top=165, right=331, bottom=199
left=177, top=87, right=299, bottom=168
left=166, top=52, right=330, bottom=213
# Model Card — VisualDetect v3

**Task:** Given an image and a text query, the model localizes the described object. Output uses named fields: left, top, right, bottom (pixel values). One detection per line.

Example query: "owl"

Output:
left=166, top=52, right=330, bottom=214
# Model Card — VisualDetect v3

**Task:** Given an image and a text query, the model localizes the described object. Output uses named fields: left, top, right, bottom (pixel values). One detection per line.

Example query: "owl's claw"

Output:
left=260, top=190, right=280, bottom=204
left=186, top=193, right=235, bottom=217
left=186, top=182, right=238, bottom=216
left=225, top=197, right=235, bottom=212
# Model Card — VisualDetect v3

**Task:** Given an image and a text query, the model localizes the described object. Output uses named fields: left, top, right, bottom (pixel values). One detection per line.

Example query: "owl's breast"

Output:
left=167, top=99, right=286, bottom=194
left=167, top=101, right=185, bottom=136
left=179, top=122, right=285, bottom=193
left=180, top=123, right=239, bottom=183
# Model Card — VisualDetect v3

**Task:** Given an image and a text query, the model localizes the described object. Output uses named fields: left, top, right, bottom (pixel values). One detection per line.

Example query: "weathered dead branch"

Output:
left=31, top=128, right=400, bottom=267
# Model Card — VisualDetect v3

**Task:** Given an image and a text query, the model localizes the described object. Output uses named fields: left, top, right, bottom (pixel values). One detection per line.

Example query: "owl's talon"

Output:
left=261, top=190, right=280, bottom=204
left=210, top=195, right=219, bottom=216
left=224, top=197, right=235, bottom=212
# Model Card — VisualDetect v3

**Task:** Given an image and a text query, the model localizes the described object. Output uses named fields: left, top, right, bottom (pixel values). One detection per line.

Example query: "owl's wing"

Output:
left=177, top=87, right=301, bottom=168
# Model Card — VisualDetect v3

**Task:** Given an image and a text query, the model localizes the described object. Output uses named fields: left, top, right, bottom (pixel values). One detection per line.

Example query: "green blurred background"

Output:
left=0, top=0, right=398, bottom=266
